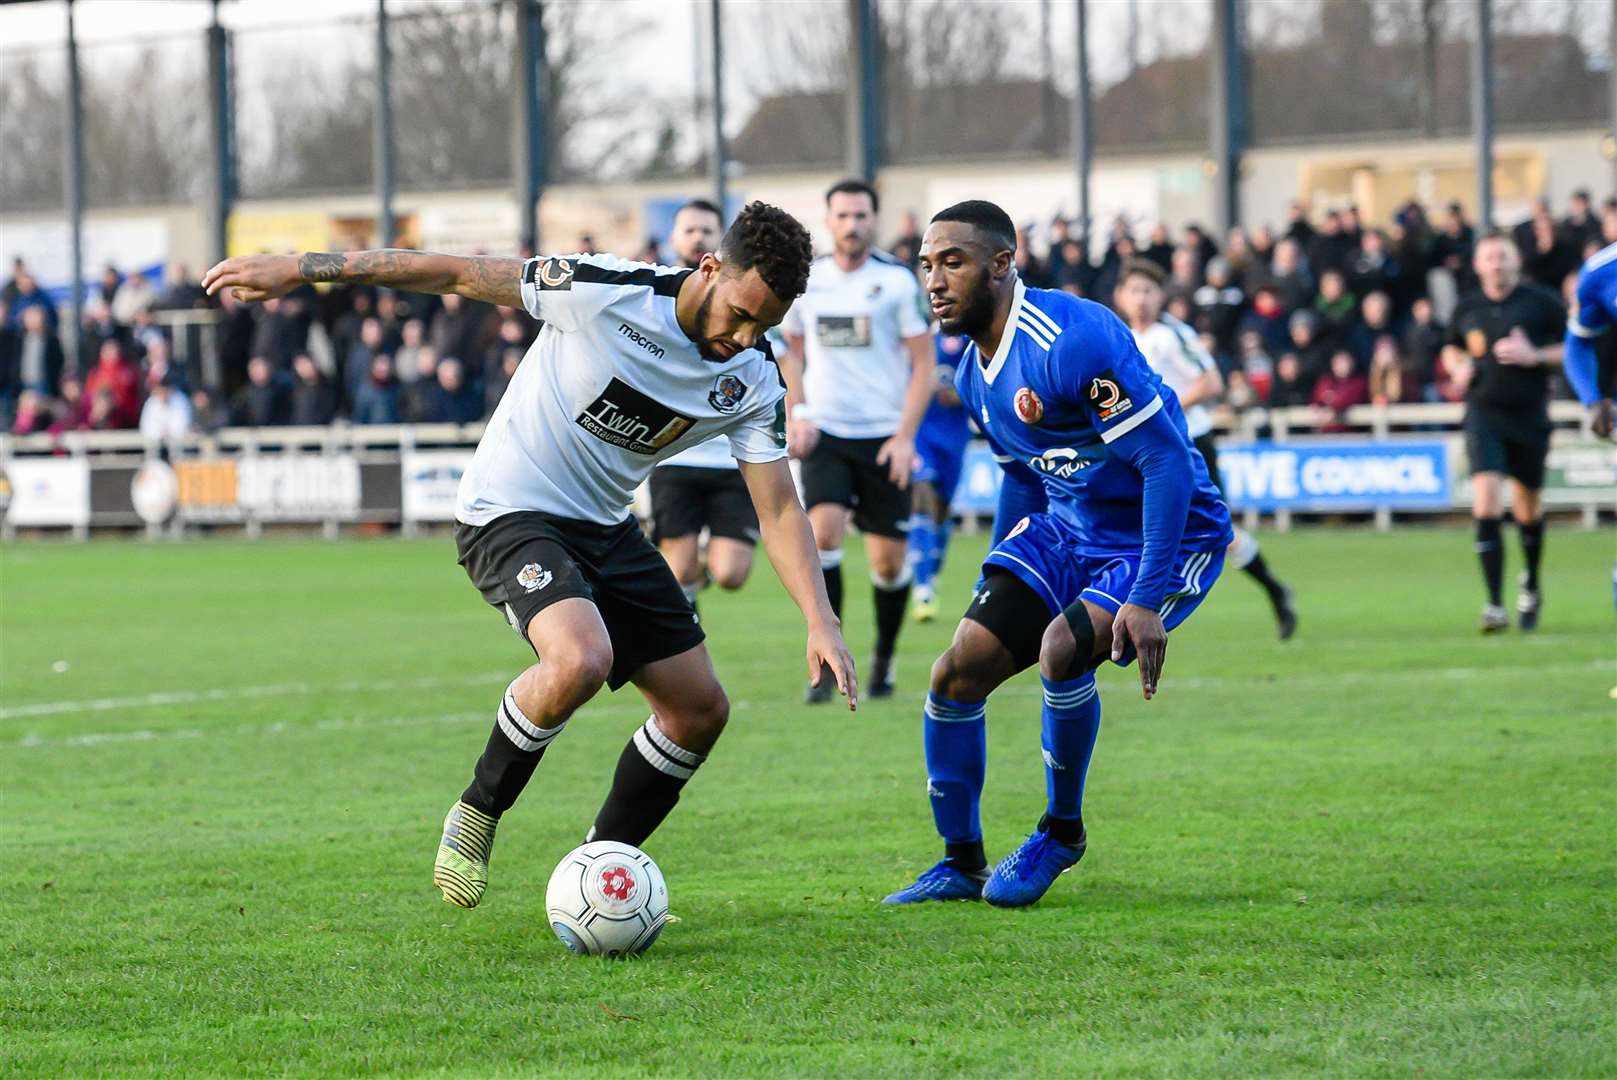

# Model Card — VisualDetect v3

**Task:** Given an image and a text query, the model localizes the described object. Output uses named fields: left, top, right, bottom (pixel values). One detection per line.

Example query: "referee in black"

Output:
left=1441, top=232, right=1567, bottom=633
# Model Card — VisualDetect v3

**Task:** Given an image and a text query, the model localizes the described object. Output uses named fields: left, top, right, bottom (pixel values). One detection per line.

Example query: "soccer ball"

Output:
left=545, top=840, right=669, bottom=957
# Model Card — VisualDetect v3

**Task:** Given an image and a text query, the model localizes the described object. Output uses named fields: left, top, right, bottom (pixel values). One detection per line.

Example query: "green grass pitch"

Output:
left=2, top=525, right=1614, bottom=1077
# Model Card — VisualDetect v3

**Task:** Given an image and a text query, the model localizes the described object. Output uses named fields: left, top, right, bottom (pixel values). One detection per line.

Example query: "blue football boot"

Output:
left=981, top=822, right=1086, bottom=908
left=882, top=859, right=987, bottom=904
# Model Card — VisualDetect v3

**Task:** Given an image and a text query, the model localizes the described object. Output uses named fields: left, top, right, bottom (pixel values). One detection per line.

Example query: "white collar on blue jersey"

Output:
left=980, top=276, right=1027, bottom=386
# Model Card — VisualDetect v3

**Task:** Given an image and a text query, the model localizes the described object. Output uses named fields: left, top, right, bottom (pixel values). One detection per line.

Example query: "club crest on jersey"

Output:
left=528, top=256, right=575, bottom=291
left=1014, top=386, right=1044, bottom=424
left=867, top=283, right=884, bottom=300
left=516, top=562, right=552, bottom=593
left=708, top=374, right=748, bottom=413
left=1087, top=368, right=1134, bottom=422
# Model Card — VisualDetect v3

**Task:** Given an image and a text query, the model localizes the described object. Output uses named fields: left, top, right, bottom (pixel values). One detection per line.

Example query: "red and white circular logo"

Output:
left=600, top=865, right=636, bottom=902
left=1014, top=387, right=1043, bottom=424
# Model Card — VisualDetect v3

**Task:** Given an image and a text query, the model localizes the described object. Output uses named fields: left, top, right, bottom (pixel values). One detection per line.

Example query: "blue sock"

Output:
left=923, top=692, right=986, bottom=849
left=908, top=513, right=938, bottom=592
left=934, top=518, right=953, bottom=575
left=1040, top=673, right=1100, bottom=826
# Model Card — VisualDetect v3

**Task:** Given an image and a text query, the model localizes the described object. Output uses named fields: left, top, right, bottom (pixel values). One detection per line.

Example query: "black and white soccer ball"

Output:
left=545, top=840, right=669, bottom=957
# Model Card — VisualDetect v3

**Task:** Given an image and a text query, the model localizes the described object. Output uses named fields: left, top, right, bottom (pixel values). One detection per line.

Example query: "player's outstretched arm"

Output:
left=737, top=457, right=859, bottom=710
left=201, top=250, right=525, bottom=309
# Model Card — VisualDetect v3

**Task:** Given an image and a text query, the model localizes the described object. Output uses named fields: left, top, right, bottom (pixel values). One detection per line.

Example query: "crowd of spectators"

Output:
left=1, top=188, right=1611, bottom=441
left=976, top=190, right=1615, bottom=426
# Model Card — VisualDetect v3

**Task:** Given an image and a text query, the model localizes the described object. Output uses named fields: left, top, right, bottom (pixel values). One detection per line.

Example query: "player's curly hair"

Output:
left=719, top=201, right=813, bottom=301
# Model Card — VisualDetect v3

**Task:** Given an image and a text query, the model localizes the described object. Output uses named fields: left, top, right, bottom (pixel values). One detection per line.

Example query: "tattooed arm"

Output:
left=201, top=249, right=524, bottom=308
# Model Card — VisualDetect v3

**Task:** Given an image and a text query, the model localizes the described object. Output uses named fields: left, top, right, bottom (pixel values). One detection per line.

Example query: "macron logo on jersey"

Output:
left=617, top=323, right=666, bottom=359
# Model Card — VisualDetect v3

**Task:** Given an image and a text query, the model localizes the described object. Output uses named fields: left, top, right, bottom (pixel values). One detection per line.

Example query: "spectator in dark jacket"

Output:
left=345, top=316, right=388, bottom=403
left=13, top=304, right=64, bottom=396
left=289, top=353, right=337, bottom=426
left=1401, top=296, right=1446, bottom=395
left=1265, top=238, right=1314, bottom=313
left=1561, top=189, right=1598, bottom=253
left=1269, top=352, right=1313, bottom=408
left=1312, top=269, right=1358, bottom=347
left=418, top=357, right=483, bottom=424
left=248, top=295, right=308, bottom=369
left=1286, top=310, right=1336, bottom=382
left=230, top=356, right=291, bottom=427
left=1346, top=229, right=1402, bottom=308
left=7, top=268, right=58, bottom=331
left=351, top=354, right=401, bottom=424
left=1141, top=223, right=1174, bottom=272
left=1522, top=214, right=1578, bottom=291
left=190, top=386, right=229, bottom=434
left=1348, top=290, right=1397, bottom=368
left=1193, top=257, right=1247, bottom=362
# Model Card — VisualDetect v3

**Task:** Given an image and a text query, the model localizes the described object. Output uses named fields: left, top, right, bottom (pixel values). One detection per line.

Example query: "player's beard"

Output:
left=942, top=272, right=996, bottom=337
left=691, top=284, right=725, bottom=360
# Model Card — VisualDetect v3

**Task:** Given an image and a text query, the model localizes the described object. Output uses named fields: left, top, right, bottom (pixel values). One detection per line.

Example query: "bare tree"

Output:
left=0, top=52, right=67, bottom=211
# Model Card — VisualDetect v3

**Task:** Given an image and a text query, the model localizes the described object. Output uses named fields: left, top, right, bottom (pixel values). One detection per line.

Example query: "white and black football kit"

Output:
left=454, top=253, right=787, bottom=688
left=1131, top=314, right=1224, bottom=490
left=783, top=249, right=930, bottom=538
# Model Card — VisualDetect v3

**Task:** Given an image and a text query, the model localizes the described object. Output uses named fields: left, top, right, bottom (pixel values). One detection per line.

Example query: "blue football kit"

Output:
left=1563, top=242, right=1617, bottom=611
left=907, top=333, right=975, bottom=603
left=891, top=278, right=1234, bottom=907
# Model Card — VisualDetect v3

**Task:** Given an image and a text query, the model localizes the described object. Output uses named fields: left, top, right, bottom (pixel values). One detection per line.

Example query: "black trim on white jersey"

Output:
left=572, top=262, right=693, bottom=298
left=868, top=248, right=906, bottom=266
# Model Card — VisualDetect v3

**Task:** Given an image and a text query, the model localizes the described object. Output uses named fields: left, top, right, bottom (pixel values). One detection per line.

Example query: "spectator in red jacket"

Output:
left=1311, top=348, right=1369, bottom=431
left=83, top=339, right=141, bottom=428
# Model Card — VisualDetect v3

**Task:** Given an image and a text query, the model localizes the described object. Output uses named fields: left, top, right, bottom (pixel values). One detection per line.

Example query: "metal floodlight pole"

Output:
left=1209, top=0, right=1245, bottom=235
left=206, top=0, right=233, bottom=266
left=374, top=0, right=396, bottom=247
left=513, top=0, right=547, bottom=252
left=847, top=0, right=881, bottom=181
left=1072, top=0, right=1092, bottom=256
left=64, top=0, right=85, bottom=355
left=1471, top=0, right=1494, bottom=228
left=710, top=0, right=727, bottom=215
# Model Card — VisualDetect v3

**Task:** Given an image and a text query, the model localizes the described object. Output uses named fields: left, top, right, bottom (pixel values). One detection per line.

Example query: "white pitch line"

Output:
left=0, top=672, right=511, bottom=721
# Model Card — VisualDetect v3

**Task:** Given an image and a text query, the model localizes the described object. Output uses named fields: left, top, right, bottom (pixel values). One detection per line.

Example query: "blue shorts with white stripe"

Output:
left=982, top=512, right=1224, bottom=668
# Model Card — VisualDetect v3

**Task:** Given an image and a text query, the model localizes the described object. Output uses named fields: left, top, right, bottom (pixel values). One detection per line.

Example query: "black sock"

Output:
left=461, top=683, right=567, bottom=816
left=1519, top=518, right=1545, bottom=592
left=1037, top=812, right=1086, bottom=846
left=822, top=561, right=843, bottom=620
left=873, top=576, right=911, bottom=660
left=1475, top=517, right=1504, bottom=606
left=1241, top=552, right=1286, bottom=599
left=945, top=839, right=987, bottom=874
left=589, top=717, right=707, bottom=847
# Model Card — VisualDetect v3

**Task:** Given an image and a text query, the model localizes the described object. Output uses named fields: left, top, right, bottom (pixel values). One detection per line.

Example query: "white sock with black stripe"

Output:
left=589, top=716, right=709, bottom=846
left=462, top=679, right=568, bottom=817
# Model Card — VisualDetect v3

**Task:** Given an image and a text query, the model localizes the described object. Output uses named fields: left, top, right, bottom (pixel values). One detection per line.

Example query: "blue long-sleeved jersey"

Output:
left=1566, top=242, right=1617, bottom=406
left=955, top=280, right=1232, bottom=608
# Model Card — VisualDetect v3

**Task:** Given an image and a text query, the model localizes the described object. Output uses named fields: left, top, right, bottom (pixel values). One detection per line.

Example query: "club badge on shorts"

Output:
left=516, top=562, right=553, bottom=593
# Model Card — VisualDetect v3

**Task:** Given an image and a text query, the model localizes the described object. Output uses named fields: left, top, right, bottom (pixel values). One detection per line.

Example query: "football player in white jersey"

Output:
left=649, top=199, right=764, bottom=611
left=780, top=179, right=936, bottom=701
left=203, top=202, right=857, bottom=910
left=1114, top=258, right=1298, bottom=639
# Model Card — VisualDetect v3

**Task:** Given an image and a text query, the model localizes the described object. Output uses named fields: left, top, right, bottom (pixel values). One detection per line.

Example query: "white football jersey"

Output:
left=1131, top=314, right=1217, bottom=439
left=455, top=254, right=787, bottom=526
left=780, top=250, right=930, bottom=439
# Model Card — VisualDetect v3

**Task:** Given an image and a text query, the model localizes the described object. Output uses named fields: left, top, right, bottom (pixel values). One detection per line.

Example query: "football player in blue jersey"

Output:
left=1563, top=241, right=1617, bottom=632
left=907, top=331, right=974, bottom=623
left=885, top=200, right=1233, bottom=908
